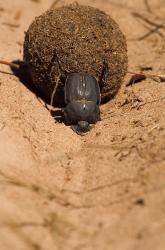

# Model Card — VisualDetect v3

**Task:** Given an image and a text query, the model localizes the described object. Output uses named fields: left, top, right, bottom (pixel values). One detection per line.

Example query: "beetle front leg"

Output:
left=48, top=49, right=64, bottom=109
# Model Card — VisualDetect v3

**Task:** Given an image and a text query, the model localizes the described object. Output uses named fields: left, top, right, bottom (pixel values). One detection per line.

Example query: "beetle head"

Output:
left=71, top=121, right=93, bottom=135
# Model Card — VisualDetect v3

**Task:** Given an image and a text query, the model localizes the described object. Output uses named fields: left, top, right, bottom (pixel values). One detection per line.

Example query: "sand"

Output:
left=0, top=0, right=165, bottom=250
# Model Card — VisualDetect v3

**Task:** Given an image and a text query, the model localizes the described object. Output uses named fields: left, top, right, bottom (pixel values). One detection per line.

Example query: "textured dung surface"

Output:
left=24, top=3, right=128, bottom=104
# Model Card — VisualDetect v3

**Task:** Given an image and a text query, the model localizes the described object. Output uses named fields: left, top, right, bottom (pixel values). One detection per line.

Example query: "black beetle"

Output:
left=48, top=51, right=109, bottom=135
left=63, top=73, right=101, bottom=135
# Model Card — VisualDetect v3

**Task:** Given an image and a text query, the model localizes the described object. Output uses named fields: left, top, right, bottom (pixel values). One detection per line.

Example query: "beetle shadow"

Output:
left=10, top=60, right=66, bottom=123
left=11, top=60, right=49, bottom=103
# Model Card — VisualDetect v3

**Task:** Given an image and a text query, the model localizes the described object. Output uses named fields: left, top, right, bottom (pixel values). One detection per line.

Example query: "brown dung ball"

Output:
left=24, top=3, right=128, bottom=105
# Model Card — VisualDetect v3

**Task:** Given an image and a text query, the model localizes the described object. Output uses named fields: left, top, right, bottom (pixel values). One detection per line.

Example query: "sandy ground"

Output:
left=0, top=0, right=165, bottom=250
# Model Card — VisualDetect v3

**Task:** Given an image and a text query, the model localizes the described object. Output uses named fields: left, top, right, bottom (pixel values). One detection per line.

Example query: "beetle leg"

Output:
left=49, top=49, right=62, bottom=75
left=49, top=67, right=60, bottom=109
left=99, top=59, right=109, bottom=91
left=48, top=49, right=65, bottom=109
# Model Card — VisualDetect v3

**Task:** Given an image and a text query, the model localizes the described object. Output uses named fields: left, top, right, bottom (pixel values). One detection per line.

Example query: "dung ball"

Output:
left=24, top=3, right=128, bottom=105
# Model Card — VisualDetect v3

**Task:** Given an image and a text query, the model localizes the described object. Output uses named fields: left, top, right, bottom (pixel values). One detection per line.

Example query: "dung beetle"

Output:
left=49, top=51, right=108, bottom=135
left=64, top=73, right=101, bottom=135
